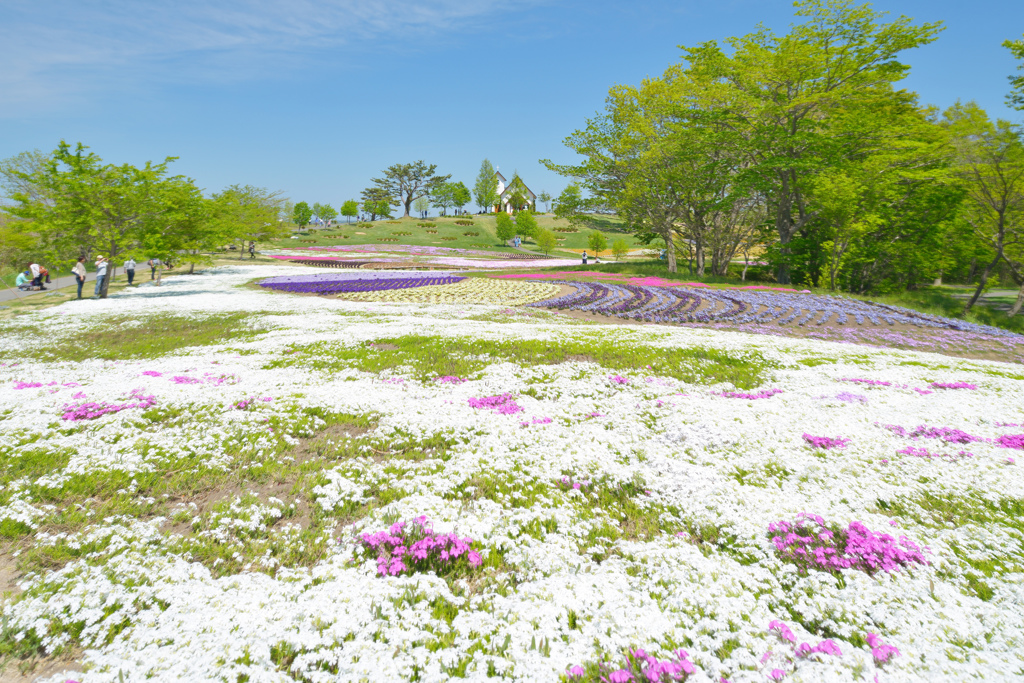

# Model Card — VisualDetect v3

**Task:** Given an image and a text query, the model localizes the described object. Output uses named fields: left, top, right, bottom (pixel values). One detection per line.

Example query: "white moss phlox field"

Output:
left=1, top=265, right=1023, bottom=683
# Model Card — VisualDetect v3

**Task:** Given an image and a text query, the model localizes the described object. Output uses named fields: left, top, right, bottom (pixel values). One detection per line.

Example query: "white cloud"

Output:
left=0, top=0, right=527, bottom=110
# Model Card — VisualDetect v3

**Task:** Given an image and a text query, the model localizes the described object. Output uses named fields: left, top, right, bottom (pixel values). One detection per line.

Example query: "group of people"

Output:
left=580, top=251, right=601, bottom=265
left=14, top=263, right=51, bottom=291
left=12, top=255, right=170, bottom=300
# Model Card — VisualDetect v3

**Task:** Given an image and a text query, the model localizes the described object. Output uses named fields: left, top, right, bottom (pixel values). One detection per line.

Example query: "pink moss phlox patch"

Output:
left=608, top=374, right=630, bottom=385
left=13, top=381, right=43, bottom=390
left=61, top=389, right=157, bottom=421
left=717, top=388, right=783, bottom=400
left=557, top=475, right=592, bottom=491
left=141, top=371, right=163, bottom=377
left=170, top=375, right=202, bottom=385
left=838, top=378, right=891, bottom=387
left=896, top=446, right=973, bottom=460
left=803, top=434, right=850, bottom=450
left=434, top=375, right=467, bottom=384
left=866, top=633, right=900, bottom=665
left=769, top=620, right=796, bottom=644
left=357, top=516, right=482, bottom=577
left=930, top=381, right=977, bottom=390
left=834, top=391, right=867, bottom=404
left=520, top=416, right=553, bottom=427
left=880, top=423, right=983, bottom=444
left=996, top=434, right=1024, bottom=450
left=565, top=647, right=696, bottom=682
left=768, top=514, right=928, bottom=575
left=234, top=396, right=273, bottom=410
left=468, top=393, right=523, bottom=414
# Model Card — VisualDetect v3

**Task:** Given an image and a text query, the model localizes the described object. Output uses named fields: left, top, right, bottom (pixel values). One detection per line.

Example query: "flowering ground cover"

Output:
left=0, top=264, right=1023, bottom=682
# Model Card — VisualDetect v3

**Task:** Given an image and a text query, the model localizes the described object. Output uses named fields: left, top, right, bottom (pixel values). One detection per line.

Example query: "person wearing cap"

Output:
left=15, top=270, right=33, bottom=291
left=94, top=256, right=108, bottom=297
left=72, top=257, right=87, bottom=299
left=124, top=256, right=136, bottom=285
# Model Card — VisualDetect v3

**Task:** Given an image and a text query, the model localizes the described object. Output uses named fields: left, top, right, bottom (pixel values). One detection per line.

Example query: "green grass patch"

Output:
left=266, top=334, right=774, bottom=389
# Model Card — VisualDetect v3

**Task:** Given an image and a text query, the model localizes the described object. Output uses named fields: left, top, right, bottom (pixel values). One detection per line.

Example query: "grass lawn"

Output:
left=267, top=213, right=646, bottom=258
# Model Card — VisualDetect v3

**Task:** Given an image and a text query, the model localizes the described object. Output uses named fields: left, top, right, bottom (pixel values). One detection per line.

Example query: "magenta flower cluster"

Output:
left=839, top=378, right=891, bottom=387
left=768, top=514, right=928, bottom=575
left=467, top=394, right=523, bottom=414
left=557, top=475, right=592, bottom=491
left=234, top=396, right=273, bottom=410
left=881, top=423, right=982, bottom=444
left=521, top=416, right=553, bottom=427
left=357, top=516, right=482, bottom=577
left=769, top=620, right=841, bottom=658
left=997, top=434, right=1024, bottom=450
left=718, top=388, right=783, bottom=400
left=13, top=381, right=44, bottom=390
left=930, top=381, right=977, bottom=390
left=896, top=446, right=973, bottom=460
left=802, top=434, right=850, bottom=450
left=608, top=374, right=630, bottom=385
left=565, top=647, right=696, bottom=682
left=61, top=389, right=157, bottom=421
left=434, top=375, right=467, bottom=384
left=866, top=633, right=900, bottom=665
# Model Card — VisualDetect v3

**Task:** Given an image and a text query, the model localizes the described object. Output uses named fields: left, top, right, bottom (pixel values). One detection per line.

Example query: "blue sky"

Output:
left=2, top=0, right=1022, bottom=209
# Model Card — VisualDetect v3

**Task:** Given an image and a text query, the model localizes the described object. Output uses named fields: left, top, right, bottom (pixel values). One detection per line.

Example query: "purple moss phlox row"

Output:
left=260, top=275, right=465, bottom=295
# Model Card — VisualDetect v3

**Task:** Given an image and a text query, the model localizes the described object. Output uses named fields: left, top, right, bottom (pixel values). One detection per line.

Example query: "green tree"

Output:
left=452, top=182, right=471, bottom=213
left=340, top=199, right=359, bottom=223
left=942, top=102, right=1024, bottom=314
left=611, top=238, right=629, bottom=260
left=505, top=174, right=532, bottom=212
left=1005, top=34, right=1024, bottom=111
left=371, top=161, right=450, bottom=218
left=587, top=231, right=608, bottom=256
left=413, top=196, right=430, bottom=216
left=360, top=187, right=394, bottom=220
left=214, top=185, right=287, bottom=259
left=514, top=210, right=538, bottom=239
left=312, top=202, right=337, bottom=226
left=536, top=228, right=557, bottom=255
left=537, top=190, right=552, bottom=212
left=6, top=141, right=181, bottom=298
left=552, top=184, right=592, bottom=228
left=495, top=212, right=515, bottom=244
left=431, top=182, right=458, bottom=215
left=293, top=201, right=313, bottom=227
left=474, top=158, right=499, bottom=211
left=676, top=0, right=943, bottom=283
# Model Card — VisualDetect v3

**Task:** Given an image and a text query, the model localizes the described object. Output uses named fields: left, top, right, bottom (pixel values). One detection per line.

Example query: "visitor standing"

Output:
left=582, top=251, right=588, bottom=265
left=249, top=242, right=255, bottom=259
left=124, top=257, right=136, bottom=285
left=72, top=258, right=86, bottom=299
left=94, top=256, right=108, bottom=297
left=154, top=258, right=163, bottom=286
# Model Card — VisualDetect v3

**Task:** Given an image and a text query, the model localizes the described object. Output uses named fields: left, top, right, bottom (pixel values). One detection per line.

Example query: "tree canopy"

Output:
left=370, top=161, right=450, bottom=218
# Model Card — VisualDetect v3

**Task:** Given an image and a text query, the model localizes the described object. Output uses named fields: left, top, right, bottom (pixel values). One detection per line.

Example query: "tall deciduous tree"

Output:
left=677, top=0, right=943, bottom=283
left=495, top=212, right=515, bottom=244
left=6, top=141, right=181, bottom=298
left=340, top=199, right=359, bottom=223
left=1005, top=34, right=1024, bottom=111
left=371, top=161, right=450, bottom=218
left=536, top=228, right=557, bottom=254
left=514, top=210, right=538, bottom=239
left=360, top=187, right=393, bottom=221
left=293, top=201, right=313, bottom=227
left=214, top=185, right=287, bottom=259
left=537, top=190, right=552, bottom=212
left=474, top=159, right=499, bottom=212
left=431, top=182, right=458, bottom=215
left=451, top=182, right=471, bottom=213
left=313, top=202, right=337, bottom=226
left=413, top=196, right=430, bottom=217
left=943, top=102, right=1024, bottom=314
left=587, top=231, right=608, bottom=256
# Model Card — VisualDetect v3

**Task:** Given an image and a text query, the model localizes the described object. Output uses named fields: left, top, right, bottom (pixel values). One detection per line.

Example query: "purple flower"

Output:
left=997, top=434, right=1024, bottom=450
left=866, top=633, right=900, bottom=665
left=930, top=381, right=977, bottom=390
left=803, top=434, right=850, bottom=450
left=468, top=394, right=523, bottom=414
left=567, top=666, right=585, bottom=679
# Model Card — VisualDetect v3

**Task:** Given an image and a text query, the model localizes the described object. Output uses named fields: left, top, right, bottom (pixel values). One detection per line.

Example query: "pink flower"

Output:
left=768, top=669, right=786, bottom=680
left=567, top=666, right=585, bottom=679
left=607, top=670, right=633, bottom=683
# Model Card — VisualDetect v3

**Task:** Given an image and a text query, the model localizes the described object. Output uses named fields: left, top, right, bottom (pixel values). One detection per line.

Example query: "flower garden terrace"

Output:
left=1, top=264, right=1024, bottom=682
left=256, top=270, right=1024, bottom=365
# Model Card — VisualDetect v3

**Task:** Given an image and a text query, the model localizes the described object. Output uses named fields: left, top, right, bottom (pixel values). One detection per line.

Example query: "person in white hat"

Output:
left=94, top=255, right=108, bottom=297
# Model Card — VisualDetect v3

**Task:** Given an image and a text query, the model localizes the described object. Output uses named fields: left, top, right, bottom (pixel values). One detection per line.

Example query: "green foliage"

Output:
left=292, top=201, right=313, bottom=227
left=1005, top=34, right=1024, bottom=111
left=611, top=238, right=629, bottom=260
left=473, top=158, right=499, bottom=211
left=340, top=199, right=359, bottom=222
left=514, top=210, right=538, bottom=238
left=494, top=212, right=515, bottom=243
left=536, top=228, right=558, bottom=255
left=587, top=230, right=608, bottom=255
left=312, top=202, right=337, bottom=224
left=360, top=187, right=394, bottom=221
left=371, top=161, right=450, bottom=218
left=451, top=181, right=471, bottom=211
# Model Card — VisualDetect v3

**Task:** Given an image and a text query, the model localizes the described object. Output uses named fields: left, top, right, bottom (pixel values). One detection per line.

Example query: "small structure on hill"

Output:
left=494, top=171, right=536, bottom=214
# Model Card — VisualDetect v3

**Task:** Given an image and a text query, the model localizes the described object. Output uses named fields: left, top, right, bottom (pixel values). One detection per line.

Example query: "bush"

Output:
left=392, top=231, right=412, bottom=236
left=587, top=231, right=608, bottom=256
left=386, top=220, right=400, bottom=224
left=418, top=222, right=437, bottom=228
left=455, top=220, right=474, bottom=226
left=536, top=229, right=558, bottom=255
left=612, top=238, right=630, bottom=261
left=441, top=236, right=457, bottom=241
left=425, top=229, right=438, bottom=234
left=463, top=231, right=480, bottom=236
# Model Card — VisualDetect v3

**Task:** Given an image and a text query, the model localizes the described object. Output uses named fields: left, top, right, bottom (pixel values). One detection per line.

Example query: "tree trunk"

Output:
left=665, top=232, right=677, bottom=274
left=933, top=270, right=942, bottom=287
left=403, top=195, right=412, bottom=218
left=1009, top=281, right=1024, bottom=317
left=189, top=262, right=195, bottom=274
left=963, top=255, right=1001, bottom=314
left=967, top=257, right=978, bottom=284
